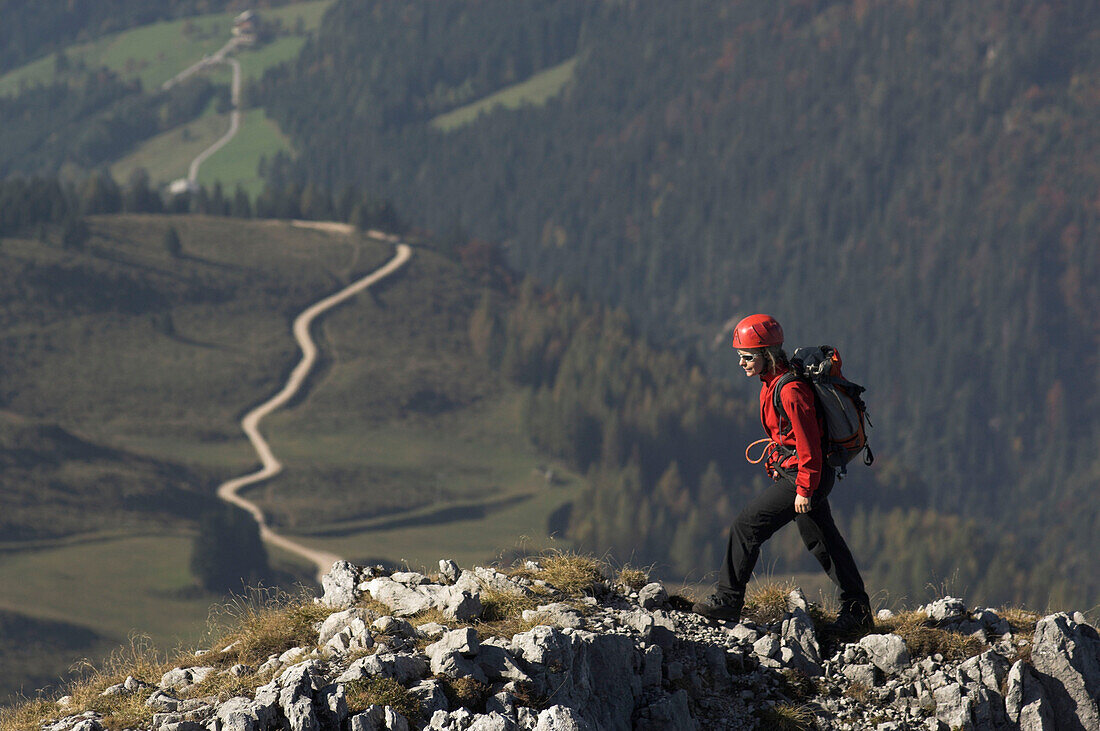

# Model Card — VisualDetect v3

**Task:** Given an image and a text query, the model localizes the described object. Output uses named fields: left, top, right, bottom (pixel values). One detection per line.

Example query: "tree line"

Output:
left=0, top=171, right=402, bottom=251
left=0, top=65, right=223, bottom=178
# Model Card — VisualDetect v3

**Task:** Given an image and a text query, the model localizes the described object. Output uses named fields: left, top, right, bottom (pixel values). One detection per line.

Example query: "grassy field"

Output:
left=0, top=535, right=212, bottom=647
left=256, top=392, right=583, bottom=570
left=0, top=0, right=334, bottom=96
left=110, top=106, right=231, bottom=188
left=195, top=109, right=294, bottom=196
left=111, top=103, right=293, bottom=196
left=431, top=56, right=578, bottom=132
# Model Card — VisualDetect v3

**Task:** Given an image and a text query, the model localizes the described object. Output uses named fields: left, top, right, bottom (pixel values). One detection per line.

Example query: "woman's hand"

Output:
left=794, top=494, right=811, bottom=513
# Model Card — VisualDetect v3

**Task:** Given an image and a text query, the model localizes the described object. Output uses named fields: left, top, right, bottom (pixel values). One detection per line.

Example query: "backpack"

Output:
left=772, top=345, right=874, bottom=478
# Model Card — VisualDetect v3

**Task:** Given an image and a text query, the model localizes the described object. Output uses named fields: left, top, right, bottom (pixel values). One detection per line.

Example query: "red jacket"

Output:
left=759, top=366, right=824, bottom=497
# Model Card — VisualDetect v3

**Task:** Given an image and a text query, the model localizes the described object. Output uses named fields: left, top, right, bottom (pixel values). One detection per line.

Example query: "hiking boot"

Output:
left=826, top=600, right=874, bottom=634
left=692, top=594, right=742, bottom=622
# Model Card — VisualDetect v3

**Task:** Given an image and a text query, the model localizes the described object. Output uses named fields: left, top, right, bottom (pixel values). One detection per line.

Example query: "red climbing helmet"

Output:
left=731, top=314, right=784, bottom=349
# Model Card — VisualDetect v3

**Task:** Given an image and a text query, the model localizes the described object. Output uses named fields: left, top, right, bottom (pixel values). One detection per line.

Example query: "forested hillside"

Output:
left=251, top=0, right=1100, bottom=609
left=0, top=1, right=232, bottom=74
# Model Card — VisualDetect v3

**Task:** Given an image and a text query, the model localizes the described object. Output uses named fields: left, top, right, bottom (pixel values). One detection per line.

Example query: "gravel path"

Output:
left=216, top=242, right=413, bottom=584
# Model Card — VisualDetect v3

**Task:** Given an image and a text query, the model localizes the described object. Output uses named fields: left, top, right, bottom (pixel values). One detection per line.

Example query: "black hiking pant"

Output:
left=717, top=469, right=869, bottom=608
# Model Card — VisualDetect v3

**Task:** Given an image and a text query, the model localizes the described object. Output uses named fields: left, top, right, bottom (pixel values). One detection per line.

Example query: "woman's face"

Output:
left=737, top=349, right=767, bottom=377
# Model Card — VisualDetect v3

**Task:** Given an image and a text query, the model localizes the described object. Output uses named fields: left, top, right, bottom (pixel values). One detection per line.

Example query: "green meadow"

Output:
left=0, top=535, right=213, bottom=648
left=110, top=107, right=232, bottom=188
left=431, top=57, right=578, bottom=132
left=195, top=109, right=294, bottom=196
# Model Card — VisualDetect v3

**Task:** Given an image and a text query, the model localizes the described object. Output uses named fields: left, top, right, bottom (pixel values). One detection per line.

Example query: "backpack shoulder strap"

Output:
left=771, top=371, right=802, bottom=436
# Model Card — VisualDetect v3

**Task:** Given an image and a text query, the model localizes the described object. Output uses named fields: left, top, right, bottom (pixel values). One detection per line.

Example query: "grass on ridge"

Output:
left=430, top=57, right=577, bottom=132
left=874, top=611, right=985, bottom=661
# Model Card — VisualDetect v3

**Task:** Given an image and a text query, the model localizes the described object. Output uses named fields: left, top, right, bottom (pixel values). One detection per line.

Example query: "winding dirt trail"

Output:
left=188, top=57, right=241, bottom=184
left=216, top=242, right=413, bottom=584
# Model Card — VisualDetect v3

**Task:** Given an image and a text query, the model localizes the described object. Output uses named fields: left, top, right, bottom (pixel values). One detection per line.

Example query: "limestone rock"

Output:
left=427, top=627, right=480, bottom=658
left=214, top=696, right=277, bottom=731
left=922, top=596, right=967, bottom=622
left=336, top=652, right=428, bottom=685
left=466, top=711, right=515, bottom=730
left=391, top=571, right=428, bottom=586
left=364, top=577, right=435, bottom=616
left=637, top=582, right=668, bottom=611
left=159, top=666, right=215, bottom=692
left=439, top=559, right=460, bottom=584
left=1029, top=612, right=1100, bottom=731
left=859, top=634, right=911, bottom=676
left=365, top=577, right=483, bottom=621
left=409, top=678, right=449, bottom=717
left=634, top=690, right=696, bottom=731
left=781, top=607, right=823, bottom=676
left=535, top=705, right=592, bottom=731
left=842, top=663, right=877, bottom=687
left=1005, top=660, right=1055, bottom=731
left=323, top=561, right=366, bottom=608
left=509, top=626, right=639, bottom=731
left=373, top=615, right=416, bottom=637
left=350, top=705, right=409, bottom=731
left=931, top=682, right=972, bottom=730
left=319, top=608, right=373, bottom=645
left=522, top=602, right=586, bottom=629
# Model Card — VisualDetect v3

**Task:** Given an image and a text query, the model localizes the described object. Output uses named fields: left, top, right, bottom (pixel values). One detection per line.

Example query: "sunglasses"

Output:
left=737, top=352, right=761, bottom=363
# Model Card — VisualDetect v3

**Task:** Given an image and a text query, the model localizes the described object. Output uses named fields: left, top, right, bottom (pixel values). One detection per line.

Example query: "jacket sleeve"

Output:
left=781, top=382, right=823, bottom=497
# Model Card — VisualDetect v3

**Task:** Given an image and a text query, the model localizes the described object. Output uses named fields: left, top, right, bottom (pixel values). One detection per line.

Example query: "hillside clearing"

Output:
left=430, top=57, right=578, bottom=132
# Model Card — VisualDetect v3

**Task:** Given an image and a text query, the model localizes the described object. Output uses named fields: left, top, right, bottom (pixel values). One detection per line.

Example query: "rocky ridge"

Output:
left=35, top=558, right=1100, bottom=731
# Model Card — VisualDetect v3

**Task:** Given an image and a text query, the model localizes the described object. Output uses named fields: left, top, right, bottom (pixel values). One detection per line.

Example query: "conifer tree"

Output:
left=190, top=505, right=270, bottom=594
left=231, top=185, right=252, bottom=218
left=60, top=215, right=88, bottom=251
left=163, top=225, right=182, bottom=258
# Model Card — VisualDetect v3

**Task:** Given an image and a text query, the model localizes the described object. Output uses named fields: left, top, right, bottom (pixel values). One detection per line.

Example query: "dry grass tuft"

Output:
left=779, top=668, right=818, bottom=701
left=0, top=588, right=343, bottom=731
left=86, top=688, right=159, bottom=729
left=188, top=671, right=257, bottom=704
left=744, top=578, right=797, bottom=624
left=355, top=596, right=394, bottom=617
left=439, top=676, right=491, bottom=714
left=0, top=699, right=57, bottom=731
left=207, top=589, right=331, bottom=667
left=404, top=606, right=451, bottom=630
left=479, top=588, right=540, bottom=623
left=344, top=676, right=419, bottom=720
left=844, top=679, right=873, bottom=703
left=537, top=552, right=606, bottom=598
left=0, top=635, right=173, bottom=731
left=999, top=606, right=1041, bottom=637
left=616, top=565, right=651, bottom=592
left=756, top=702, right=816, bottom=730
left=877, top=610, right=984, bottom=661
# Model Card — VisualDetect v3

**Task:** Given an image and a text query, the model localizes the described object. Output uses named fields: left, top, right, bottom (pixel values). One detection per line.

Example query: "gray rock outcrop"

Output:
left=39, top=559, right=1100, bottom=731
left=1029, top=612, right=1100, bottom=731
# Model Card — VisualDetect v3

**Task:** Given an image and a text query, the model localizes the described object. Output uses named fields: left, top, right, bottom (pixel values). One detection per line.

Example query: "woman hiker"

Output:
left=692, top=314, right=873, bottom=632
